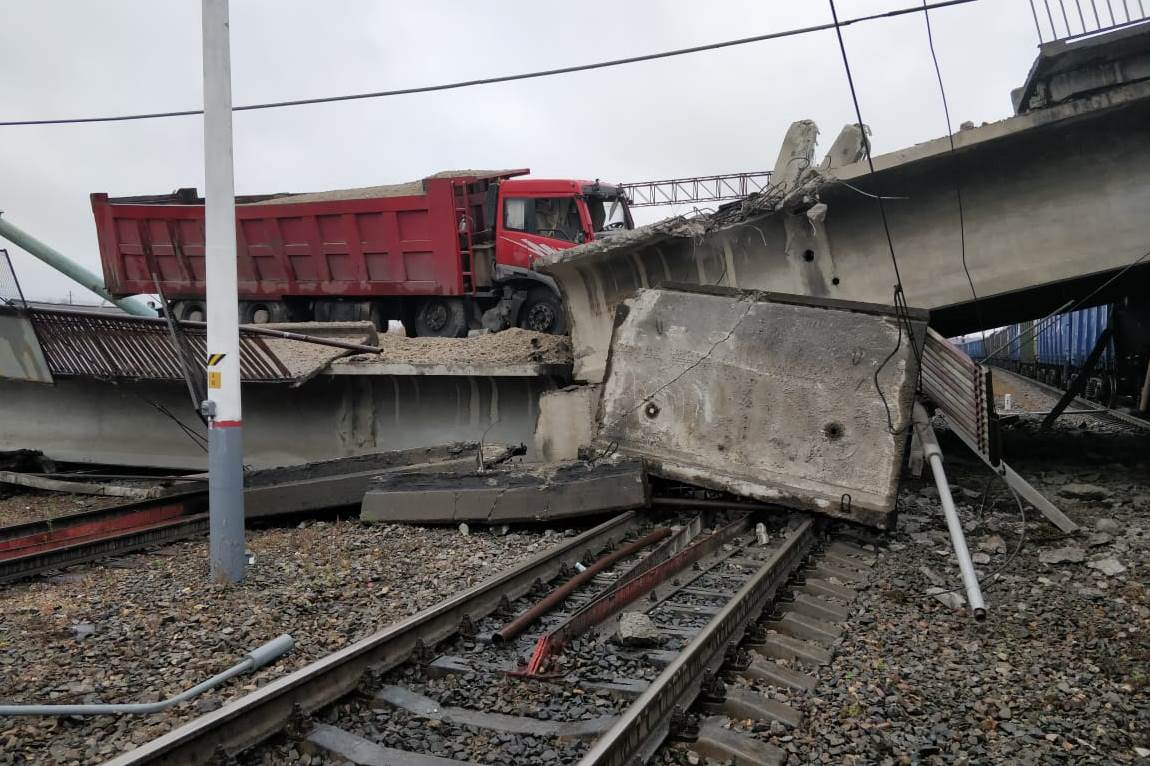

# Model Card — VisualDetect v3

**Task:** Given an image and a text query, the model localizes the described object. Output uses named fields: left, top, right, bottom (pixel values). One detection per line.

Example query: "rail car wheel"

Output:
left=173, top=300, right=206, bottom=322
left=414, top=297, right=468, bottom=338
left=517, top=286, right=567, bottom=335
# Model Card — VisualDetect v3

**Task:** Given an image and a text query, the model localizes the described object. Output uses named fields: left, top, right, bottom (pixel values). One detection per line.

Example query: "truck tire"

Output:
left=240, top=300, right=289, bottom=324
left=173, top=300, right=207, bottom=322
left=517, top=286, right=567, bottom=335
left=414, top=297, right=468, bottom=338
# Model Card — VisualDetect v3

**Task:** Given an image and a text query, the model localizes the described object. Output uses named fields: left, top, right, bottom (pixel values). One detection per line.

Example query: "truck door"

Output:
left=497, top=195, right=590, bottom=268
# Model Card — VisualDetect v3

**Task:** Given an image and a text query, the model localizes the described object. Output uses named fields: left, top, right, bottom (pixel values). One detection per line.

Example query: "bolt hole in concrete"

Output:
left=824, top=422, right=845, bottom=440
left=832, top=276, right=841, bottom=286
left=644, top=402, right=661, bottom=419
left=803, top=249, right=815, bottom=262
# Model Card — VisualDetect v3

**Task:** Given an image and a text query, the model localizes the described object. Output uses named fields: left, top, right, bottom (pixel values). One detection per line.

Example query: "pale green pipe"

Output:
left=0, top=211, right=156, bottom=316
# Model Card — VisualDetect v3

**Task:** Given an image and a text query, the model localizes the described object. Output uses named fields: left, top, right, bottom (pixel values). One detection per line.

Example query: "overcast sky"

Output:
left=0, top=0, right=1039, bottom=301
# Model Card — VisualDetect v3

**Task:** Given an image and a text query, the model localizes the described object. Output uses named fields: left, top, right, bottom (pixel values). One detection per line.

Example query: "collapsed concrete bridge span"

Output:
left=541, top=24, right=1150, bottom=383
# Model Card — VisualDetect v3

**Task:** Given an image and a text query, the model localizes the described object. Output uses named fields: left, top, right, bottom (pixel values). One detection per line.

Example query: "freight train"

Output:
left=955, top=301, right=1150, bottom=412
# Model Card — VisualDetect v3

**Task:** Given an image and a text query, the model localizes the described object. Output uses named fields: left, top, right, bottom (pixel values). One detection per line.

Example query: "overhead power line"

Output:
left=0, top=0, right=977, bottom=128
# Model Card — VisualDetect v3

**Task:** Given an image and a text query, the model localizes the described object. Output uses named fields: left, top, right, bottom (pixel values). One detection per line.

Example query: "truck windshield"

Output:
left=586, top=195, right=631, bottom=233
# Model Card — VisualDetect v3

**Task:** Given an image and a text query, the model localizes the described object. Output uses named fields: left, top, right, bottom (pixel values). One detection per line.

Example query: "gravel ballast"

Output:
left=688, top=419, right=1147, bottom=766
left=0, top=520, right=553, bottom=765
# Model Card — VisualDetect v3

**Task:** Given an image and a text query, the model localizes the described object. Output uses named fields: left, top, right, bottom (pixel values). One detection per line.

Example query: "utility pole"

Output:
left=202, top=0, right=245, bottom=583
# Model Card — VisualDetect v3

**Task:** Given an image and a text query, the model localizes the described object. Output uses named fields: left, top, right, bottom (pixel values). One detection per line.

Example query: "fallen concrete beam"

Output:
left=360, top=459, right=648, bottom=524
left=594, top=287, right=925, bottom=528
left=0, top=470, right=165, bottom=500
left=541, top=80, right=1150, bottom=383
left=243, top=443, right=518, bottom=519
left=0, top=373, right=553, bottom=470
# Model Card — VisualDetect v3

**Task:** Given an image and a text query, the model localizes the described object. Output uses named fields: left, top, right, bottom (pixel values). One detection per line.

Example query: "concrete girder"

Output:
left=543, top=81, right=1150, bottom=383
left=0, top=374, right=555, bottom=470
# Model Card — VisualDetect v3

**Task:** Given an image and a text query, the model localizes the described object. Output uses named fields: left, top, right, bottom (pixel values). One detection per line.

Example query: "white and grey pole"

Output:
left=202, top=0, right=246, bottom=583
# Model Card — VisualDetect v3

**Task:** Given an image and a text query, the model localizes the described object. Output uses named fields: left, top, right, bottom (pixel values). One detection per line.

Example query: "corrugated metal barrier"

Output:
left=28, top=308, right=292, bottom=382
left=921, top=328, right=1000, bottom=466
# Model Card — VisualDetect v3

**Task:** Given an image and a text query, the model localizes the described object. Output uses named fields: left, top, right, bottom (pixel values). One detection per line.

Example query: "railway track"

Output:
left=992, top=366, right=1150, bottom=432
left=0, top=491, right=208, bottom=583
left=0, top=447, right=515, bottom=583
left=102, top=509, right=874, bottom=766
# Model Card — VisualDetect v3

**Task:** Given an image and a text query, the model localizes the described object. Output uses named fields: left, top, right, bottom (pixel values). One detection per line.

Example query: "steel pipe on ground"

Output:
left=912, top=403, right=987, bottom=621
left=0, top=636, right=293, bottom=716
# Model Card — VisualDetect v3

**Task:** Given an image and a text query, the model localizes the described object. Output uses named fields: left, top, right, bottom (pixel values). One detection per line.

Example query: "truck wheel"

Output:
left=414, top=297, right=468, bottom=338
left=240, top=301, right=288, bottom=324
left=517, top=287, right=567, bottom=335
left=173, top=300, right=207, bottom=322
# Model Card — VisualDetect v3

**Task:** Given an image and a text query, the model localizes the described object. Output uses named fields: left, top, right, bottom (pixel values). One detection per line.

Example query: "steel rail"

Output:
left=992, top=366, right=1150, bottom=432
left=494, top=526, right=672, bottom=643
left=0, top=515, right=209, bottom=583
left=525, top=515, right=751, bottom=674
left=101, top=511, right=642, bottom=766
left=0, top=491, right=209, bottom=582
left=577, top=517, right=817, bottom=766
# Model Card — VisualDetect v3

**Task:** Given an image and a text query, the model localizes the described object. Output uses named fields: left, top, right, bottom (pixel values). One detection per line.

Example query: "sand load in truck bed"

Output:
left=333, top=328, right=572, bottom=374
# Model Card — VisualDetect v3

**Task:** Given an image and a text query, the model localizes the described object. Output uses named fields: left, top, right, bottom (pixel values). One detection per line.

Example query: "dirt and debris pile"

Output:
left=337, top=328, right=571, bottom=368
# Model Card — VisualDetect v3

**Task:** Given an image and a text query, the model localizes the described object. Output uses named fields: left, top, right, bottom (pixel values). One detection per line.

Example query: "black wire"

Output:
left=922, top=0, right=986, bottom=347
left=827, top=0, right=924, bottom=432
left=0, top=0, right=978, bottom=128
left=130, top=390, right=209, bottom=453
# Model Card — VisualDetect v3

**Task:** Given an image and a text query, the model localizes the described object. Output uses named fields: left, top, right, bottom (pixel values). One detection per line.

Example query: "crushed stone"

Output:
left=0, top=520, right=553, bottom=764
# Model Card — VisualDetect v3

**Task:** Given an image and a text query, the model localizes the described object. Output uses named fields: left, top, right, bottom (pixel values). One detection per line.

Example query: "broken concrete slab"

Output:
left=1057, top=483, right=1112, bottom=501
left=1094, top=517, right=1122, bottom=534
left=771, top=119, right=819, bottom=193
left=616, top=611, right=662, bottom=647
left=534, top=385, right=601, bottom=462
left=360, top=458, right=648, bottom=524
left=1039, top=546, right=1087, bottom=564
left=593, top=287, right=924, bottom=528
left=1086, top=557, right=1127, bottom=576
left=244, top=442, right=519, bottom=519
left=978, top=535, right=1008, bottom=554
left=927, top=587, right=966, bottom=609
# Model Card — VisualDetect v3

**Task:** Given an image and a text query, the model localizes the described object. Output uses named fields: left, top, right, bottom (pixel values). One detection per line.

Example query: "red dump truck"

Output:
left=91, top=169, right=633, bottom=336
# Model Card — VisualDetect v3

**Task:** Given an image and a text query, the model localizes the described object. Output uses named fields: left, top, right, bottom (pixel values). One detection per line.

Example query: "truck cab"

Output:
left=461, top=176, right=632, bottom=335
left=492, top=178, right=634, bottom=269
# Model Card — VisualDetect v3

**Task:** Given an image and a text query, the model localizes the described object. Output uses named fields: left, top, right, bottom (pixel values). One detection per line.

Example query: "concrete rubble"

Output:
left=615, top=611, right=662, bottom=647
left=360, top=458, right=649, bottom=524
left=1038, top=547, right=1088, bottom=565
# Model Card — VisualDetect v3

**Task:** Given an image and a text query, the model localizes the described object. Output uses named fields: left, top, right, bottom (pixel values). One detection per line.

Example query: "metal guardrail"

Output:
left=27, top=307, right=292, bottom=382
left=921, top=328, right=1000, bottom=465
left=1029, top=0, right=1148, bottom=43
left=619, top=171, right=774, bottom=208
left=923, top=331, right=1079, bottom=533
left=0, top=249, right=27, bottom=309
